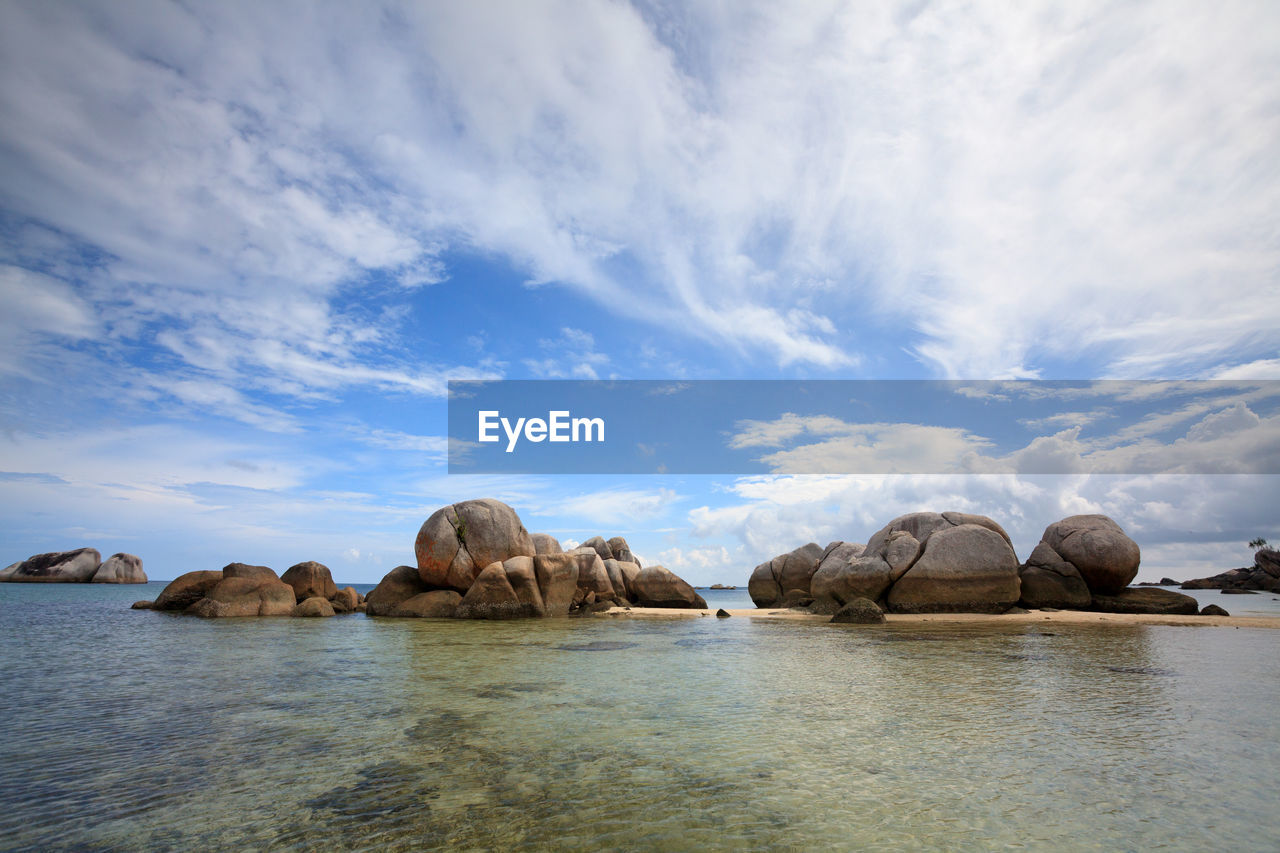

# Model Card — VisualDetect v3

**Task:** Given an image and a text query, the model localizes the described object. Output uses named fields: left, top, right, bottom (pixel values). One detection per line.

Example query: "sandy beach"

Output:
left=605, top=606, right=1280, bottom=629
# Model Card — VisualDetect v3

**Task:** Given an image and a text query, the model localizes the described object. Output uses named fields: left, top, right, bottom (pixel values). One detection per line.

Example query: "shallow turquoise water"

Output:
left=1, top=583, right=1278, bottom=851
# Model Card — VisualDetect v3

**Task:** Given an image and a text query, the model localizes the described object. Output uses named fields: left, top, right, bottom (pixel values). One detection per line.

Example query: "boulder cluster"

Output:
left=365, top=498, right=705, bottom=619
left=1, top=548, right=146, bottom=584
left=138, top=561, right=364, bottom=618
left=1180, top=547, right=1280, bottom=593
left=750, top=512, right=1207, bottom=617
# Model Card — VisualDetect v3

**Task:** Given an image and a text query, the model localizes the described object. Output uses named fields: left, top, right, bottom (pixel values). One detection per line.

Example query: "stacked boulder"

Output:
left=1018, top=514, right=1195, bottom=614
left=365, top=498, right=705, bottom=619
left=141, top=561, right=364, bottom=618
left=751, top=512, right=1021, bottom=614
left=1, top=548, right=147, bottom=583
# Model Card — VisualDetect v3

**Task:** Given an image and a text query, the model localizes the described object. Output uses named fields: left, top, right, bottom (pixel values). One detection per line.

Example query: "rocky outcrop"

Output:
left=149, top=561, right=361, bottom=619
left=1, top=548, right=103, bottom=583
left=90, top=553, right=147, bottom=583
left=152, top=571, right=224, bottom=611
left=1088, top=587, right=1198, bottom=615
left=830, top=598, right=885, bottom=624
left=748, top=543, right=824, bottom=607
left=415, top=499, right=535, bottom=592
left=630, top=565, right=707, bottom=609
left=757, top=512, right=1021, bottom=614
left=187, top=567, right=296, bottom=618
left=1200, top=604, right=1230, bottom=616
left=1181, top=548, right=1280, bottom=592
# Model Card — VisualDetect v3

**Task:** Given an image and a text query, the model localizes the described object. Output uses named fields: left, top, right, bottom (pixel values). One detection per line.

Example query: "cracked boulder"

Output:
left=415, top=498, right=536, bottom=592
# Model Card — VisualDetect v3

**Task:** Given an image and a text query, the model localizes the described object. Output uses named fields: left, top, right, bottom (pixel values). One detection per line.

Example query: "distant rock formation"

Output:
left=142, top=561, right=363, bottom=617
left=366, top=500, right=698, bottom=618
left=1180, top=548, right=1280, bottom=592
left=1, top=548, right=146, bottom=584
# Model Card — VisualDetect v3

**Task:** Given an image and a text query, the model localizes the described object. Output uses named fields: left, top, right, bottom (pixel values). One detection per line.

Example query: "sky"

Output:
left=0, top=0, right=1277, bottom=584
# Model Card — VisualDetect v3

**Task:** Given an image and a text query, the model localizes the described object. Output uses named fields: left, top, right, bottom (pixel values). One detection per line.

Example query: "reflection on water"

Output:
left=1, top=583, right=1279, bottom=850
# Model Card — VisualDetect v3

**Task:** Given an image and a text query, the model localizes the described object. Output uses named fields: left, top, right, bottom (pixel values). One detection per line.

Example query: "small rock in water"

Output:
left=1221, top=588, right=1257, bottom=594
left=1200, top=604, right=1230, bottom=616
left=131, top=600, right=153, bottom=610
left=716, top=608, right=730, bottom=618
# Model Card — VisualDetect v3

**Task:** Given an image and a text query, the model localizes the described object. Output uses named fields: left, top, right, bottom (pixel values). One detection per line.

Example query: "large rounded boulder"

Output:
left=631, top=565, right=707, bottom=609
left=153, top=570, right=224, bottom=611
left=886, top=523, right=1021, bottom=613
left=415, top=499, right=535, bottom=592
left=281, top=561, right=337, bottom=602
left=1035, top=515, right=1140, bottom=596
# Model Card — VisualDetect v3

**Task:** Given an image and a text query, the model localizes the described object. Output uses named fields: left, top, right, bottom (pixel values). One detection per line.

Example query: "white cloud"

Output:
left=6, top=1, right=1271, bottom=380
left=523, top=327, right=611, bottom=379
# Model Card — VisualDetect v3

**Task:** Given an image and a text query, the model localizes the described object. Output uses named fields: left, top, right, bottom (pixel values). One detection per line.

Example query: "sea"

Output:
left=1, top=582, right=1278, bottom=851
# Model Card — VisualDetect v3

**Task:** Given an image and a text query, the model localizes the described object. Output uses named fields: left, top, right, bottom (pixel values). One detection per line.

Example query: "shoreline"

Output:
left=605, top=606, right=1280, bottom=629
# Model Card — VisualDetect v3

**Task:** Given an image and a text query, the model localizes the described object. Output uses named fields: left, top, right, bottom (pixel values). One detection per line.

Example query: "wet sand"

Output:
left=605, top=606, right=1280, bottom=629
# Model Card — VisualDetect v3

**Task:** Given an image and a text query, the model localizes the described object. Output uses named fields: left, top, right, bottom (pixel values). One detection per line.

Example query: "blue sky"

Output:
left=1, top=1, right=1277, bottom=583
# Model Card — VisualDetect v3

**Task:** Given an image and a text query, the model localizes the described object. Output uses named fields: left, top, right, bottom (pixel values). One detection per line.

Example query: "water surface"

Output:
left=1, top=583, right=1277, bottom=850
